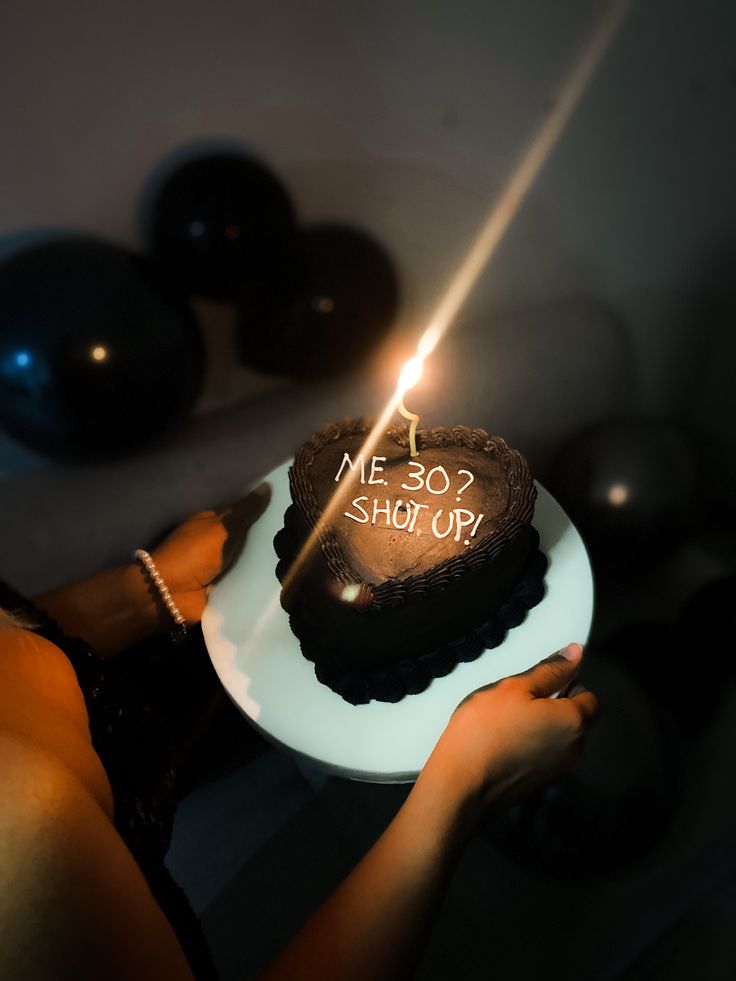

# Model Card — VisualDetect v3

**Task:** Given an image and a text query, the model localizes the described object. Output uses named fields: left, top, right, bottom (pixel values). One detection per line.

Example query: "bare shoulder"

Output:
left=0, top=628, right=114, bottom=813
left=0, top=730, right=81, bottom=847
left=0, top=733, right=194, bottom=981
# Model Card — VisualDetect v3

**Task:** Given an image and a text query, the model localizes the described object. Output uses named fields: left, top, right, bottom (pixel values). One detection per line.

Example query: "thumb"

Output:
left=217, top=483, right=272, bottom=580
left=224, top=482, right=272, bottom=528
left=519, top=643, right=583, bottom=698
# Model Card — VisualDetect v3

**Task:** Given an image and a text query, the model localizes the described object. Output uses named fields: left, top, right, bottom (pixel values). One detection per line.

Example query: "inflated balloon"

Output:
left=485, top=656, right=681, bottom=879
left=678, top=575, right=736, bottom=722
left=548, top=419, right=699, bottom=565
left=680, top=575, right=736, bottom=652
left=601, top=619, right=716, bottom=737
left=236, top=223, right=400, bottom=378
left=145, top=151, right=297, bottom=300
left=0, top=237, right=204, bottom=460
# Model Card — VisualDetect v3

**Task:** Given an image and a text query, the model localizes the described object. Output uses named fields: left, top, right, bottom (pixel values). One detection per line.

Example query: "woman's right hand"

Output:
left=258, top=645, right=597, bottom=981
left=418, top=643, right=598, bottom=831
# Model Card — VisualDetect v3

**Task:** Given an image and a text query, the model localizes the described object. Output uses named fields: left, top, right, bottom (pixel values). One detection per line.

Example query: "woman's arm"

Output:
left=0, top=731, right=195, bottom=981
left=0, top=622, right=195, bottom=979
left=259, top=764, right=472, bottom=981
left=259, top=645, right=596, bottom=981
left=33, top=486, right=271, bottom=657
left=0, top=623, right=593, bottom=981
left=0, top=627, right=113, bottom=814
left=33, top=562, right=161, bottom=658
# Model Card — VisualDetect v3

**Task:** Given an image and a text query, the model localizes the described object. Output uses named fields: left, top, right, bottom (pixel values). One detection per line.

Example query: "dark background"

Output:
left=1, top=1, right=735, bottom=978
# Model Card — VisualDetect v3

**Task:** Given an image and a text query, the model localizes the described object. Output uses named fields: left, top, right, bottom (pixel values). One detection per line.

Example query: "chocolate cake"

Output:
left=274, top=419, right=547, bottom=704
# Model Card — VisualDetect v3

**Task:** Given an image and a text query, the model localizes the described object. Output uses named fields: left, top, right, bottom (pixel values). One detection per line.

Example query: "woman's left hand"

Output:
left=34, top=483, right=271, bottom=656
left=150, top=483, right=271, bottom=625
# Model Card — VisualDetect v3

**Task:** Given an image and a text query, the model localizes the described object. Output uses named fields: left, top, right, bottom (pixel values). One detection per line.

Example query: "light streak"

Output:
left=281, top=1, right=631, bottom=595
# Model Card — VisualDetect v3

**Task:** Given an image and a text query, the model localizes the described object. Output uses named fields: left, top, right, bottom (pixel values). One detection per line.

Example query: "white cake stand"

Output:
left=202, top=460, right=594, bottom=783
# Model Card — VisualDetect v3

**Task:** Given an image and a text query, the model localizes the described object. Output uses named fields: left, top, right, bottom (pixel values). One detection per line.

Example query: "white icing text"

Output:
left=336, top=453, right=484, bottom=545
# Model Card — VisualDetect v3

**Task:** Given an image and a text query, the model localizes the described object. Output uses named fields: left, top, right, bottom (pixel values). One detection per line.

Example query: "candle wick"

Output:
left=398, top=395, right=420, bottom=457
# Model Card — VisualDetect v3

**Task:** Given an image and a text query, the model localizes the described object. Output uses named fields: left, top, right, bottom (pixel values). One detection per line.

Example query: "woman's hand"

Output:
left=34, top=484, right=271, bottom=656
left=149, top=484, right=271, bottom=625
left=418, top=643, right=597, bottom=832
left=259, top=645, right=597, bottom=981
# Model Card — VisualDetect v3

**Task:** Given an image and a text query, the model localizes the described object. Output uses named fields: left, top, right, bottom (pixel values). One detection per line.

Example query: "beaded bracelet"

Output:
left=134, top=549, right=188, bottom=640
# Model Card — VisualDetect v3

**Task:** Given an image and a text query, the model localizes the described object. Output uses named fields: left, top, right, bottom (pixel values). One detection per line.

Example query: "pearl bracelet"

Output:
left=134, top=548, right=187, bottom=637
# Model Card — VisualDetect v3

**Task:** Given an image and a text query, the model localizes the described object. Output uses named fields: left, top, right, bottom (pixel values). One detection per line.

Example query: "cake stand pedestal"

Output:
left=202, top=460, right=594, bottom=784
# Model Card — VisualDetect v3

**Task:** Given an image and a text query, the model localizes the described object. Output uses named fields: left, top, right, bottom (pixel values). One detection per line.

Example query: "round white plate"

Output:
left=202, top=460, right=594, bottom=783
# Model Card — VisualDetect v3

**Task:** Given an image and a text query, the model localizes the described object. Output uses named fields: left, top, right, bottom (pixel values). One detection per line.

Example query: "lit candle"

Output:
left=397, top=356, right=423, bottom=457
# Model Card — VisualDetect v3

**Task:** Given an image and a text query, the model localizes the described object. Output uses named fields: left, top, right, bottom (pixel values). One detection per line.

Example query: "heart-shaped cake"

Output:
left=275, top=419, right=546, bottom=704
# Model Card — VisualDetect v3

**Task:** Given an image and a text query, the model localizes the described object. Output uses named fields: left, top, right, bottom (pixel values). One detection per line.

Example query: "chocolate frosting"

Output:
left=276, top=418, right=545, bottom=703
left=308, top=543, right=548, bottom=705
left=288, top=419, right=536, bottom=610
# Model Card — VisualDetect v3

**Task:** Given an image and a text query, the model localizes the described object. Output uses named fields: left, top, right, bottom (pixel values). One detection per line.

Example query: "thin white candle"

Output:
left=397, top=356, right=423, bottom=457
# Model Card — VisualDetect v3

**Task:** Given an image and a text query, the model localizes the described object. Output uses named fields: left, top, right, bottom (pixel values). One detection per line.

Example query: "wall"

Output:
left=2, top=0, right=735, bottom=393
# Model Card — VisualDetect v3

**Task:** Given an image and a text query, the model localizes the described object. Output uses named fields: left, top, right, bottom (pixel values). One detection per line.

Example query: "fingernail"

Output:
left=560, top=643, right=583, bottom=662
left=252, top=482, right=270, bottom=498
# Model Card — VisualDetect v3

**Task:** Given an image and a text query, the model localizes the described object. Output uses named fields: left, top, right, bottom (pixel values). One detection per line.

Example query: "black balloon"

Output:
left=0, top=237, right=204, bottom=460
left=678, top=575, right=736, bottom=716
left=236, top=223, right=400, bottom=378
left=485, top=656, right=682, bottom=879
left=680, top=575, right=736, bottom=653
left=548, top=419, right=699, bottom=564
left=601, top=619, right=717, bottom=737
left=144, top=151, right=297, bottom=300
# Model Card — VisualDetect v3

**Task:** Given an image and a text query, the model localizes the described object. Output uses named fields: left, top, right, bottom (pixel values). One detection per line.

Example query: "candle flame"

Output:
left=398, top=356, right=423, bottom=396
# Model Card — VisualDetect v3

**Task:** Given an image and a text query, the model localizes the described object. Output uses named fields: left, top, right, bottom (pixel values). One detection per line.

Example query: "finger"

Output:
left=517, top=643, right=583, bottom=698
left=221, top=483, right=272, bottom=525
left=217, top=484, right=272, bottom=580
left=569, top=687, right=599, bottom=725
left=220, top=484, right=272, bottom=544
left=555, top=675, right=584, bottom=699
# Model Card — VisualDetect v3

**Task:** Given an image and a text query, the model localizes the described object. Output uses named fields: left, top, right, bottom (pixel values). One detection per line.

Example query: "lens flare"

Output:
left=607, top=483, right=629, bottom=507
left=279, top=0, right=631, bottom=595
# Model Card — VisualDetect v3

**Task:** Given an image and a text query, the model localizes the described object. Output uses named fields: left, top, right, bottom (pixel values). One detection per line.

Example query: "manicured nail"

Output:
left=560, top=643, right=583, bottom=662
